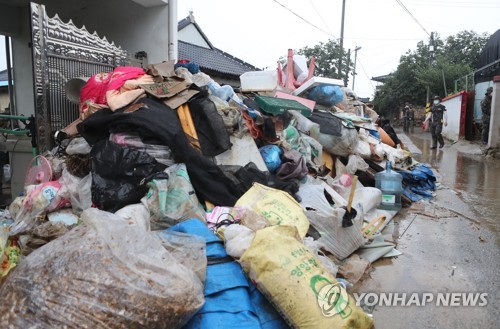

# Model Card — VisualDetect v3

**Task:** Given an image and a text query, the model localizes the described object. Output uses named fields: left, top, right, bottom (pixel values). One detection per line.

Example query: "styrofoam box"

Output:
left=292, top=76, right=344, bottom=96
left=240, top=70, right=278, bottom=92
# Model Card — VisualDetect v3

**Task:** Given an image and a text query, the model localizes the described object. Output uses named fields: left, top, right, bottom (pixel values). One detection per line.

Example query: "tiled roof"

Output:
left=0, top=69, right=10, bottom=81
left=178, top=41, right=260, bottom=77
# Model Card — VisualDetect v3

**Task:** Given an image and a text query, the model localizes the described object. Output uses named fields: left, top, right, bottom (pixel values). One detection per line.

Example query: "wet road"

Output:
left=356, top=131, right=500, bottom=329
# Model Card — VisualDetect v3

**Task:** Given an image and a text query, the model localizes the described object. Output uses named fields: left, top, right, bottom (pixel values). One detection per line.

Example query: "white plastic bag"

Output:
left=66, top=137, right=92, bottom=155
left=223, top=224, right=255, bottom=259
left=346, top=154, right=369, bottom=174
left=115, top=203, right=151, bottom=231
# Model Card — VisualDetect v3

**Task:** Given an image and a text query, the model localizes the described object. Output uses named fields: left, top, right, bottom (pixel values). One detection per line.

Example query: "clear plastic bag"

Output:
left=0, top=208, right=205, bottom=328
left=60, top=169, right=92, bottom=214
left=10, top=180, right=71, bottom=236
left=141, top=164, right=206, bottom=230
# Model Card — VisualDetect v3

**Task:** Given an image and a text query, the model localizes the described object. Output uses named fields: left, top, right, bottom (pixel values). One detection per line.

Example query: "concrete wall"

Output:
left=489, top=76, right=500, bottom=148
left=441, top=93, right=464, bottom=142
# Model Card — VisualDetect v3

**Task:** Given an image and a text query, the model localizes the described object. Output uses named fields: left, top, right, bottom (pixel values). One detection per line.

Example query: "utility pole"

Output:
left=426, top=32, right=435, bottom=107
left=352, top=46, right=362, bottom=92
left=344, top=48, right=351, bottom=87
left=339, top=0, right=346, bottom=85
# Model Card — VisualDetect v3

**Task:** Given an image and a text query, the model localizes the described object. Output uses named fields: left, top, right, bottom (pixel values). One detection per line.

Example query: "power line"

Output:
left=395, top=0, right=430, bottom=37
left=357, top=57, right=376, bottom=91
left=308, top=0, right=335, bottom=37
left=272, top=0, right=338, bottom=40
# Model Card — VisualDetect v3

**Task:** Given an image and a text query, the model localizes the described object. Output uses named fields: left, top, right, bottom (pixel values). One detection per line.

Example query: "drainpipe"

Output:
left=168, top=0, right=178, bottom=62
left=5, top=36, right=17, bottom=129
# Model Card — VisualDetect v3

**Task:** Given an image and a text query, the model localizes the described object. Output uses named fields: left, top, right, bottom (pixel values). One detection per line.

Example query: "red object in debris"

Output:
left=277, top=49, right=316, bottom=91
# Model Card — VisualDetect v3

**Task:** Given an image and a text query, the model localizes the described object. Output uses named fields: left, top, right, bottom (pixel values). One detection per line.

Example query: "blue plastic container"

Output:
left=375, top=161, right=403, bottom=210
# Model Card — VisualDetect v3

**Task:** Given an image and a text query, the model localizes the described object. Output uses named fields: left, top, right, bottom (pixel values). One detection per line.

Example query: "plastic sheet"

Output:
left=168, top=219, right=288, bottom=329
left=0, top=208, right=205, bottom=328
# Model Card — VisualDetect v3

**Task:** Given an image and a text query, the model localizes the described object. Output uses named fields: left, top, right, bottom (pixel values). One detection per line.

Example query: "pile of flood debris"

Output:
left=0, top=52, right=437, bottom=328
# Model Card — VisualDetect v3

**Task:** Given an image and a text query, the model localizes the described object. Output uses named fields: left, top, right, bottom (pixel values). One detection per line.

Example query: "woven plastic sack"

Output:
left=235, top=182, right=309, bottom=238
left=297, top=183, right=365, bottom=260
left=0, top=208, right=205, bottom=328
left=240, top=225, right=373, bottom=329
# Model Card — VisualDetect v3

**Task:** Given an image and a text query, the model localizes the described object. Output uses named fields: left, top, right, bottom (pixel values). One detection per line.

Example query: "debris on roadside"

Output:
left=0, top=51, right=439, bottom=328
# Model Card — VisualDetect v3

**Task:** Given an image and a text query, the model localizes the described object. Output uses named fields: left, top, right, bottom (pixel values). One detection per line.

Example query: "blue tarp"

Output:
left=396, top=164, right=436, bottom=202
left=166, top=219, right=288, bottom=329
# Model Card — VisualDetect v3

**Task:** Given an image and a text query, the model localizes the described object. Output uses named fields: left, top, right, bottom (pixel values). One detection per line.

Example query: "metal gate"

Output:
left=30, top=2, right=128, bottom=152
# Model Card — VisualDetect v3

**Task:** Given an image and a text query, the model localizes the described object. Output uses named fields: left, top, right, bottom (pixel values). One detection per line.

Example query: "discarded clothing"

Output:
left=78, top=97, right=242, bottom=206
left=188, top=92, right=232, bottom=156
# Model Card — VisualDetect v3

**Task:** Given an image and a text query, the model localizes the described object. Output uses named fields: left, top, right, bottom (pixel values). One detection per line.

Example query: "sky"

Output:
left=1, top=0, right=499, bottom=99
left=175, top=0, right=500, bottom=99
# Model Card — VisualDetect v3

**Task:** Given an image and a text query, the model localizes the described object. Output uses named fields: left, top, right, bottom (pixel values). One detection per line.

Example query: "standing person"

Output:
left=481, top=87, right=493, bottom=145
left=401, top=104, right=409, bottom=132
left=430, top=96, right=446, bottom=149
left=406, top=103, right=415, bottom=133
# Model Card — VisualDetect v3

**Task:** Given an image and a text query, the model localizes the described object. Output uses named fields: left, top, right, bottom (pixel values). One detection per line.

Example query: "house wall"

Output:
left=0, top=88, right=10, bottom=112
left=489, top=75, right=500, bottom=148
left=4, top=0, right=171, bottom=118
left=441, top=92, right=465, bottom=142
left=1, top=0, right=172, bottom=199
left=178, top=25, right=210, bottom=49
left=44, top=0, right=170, bottom=65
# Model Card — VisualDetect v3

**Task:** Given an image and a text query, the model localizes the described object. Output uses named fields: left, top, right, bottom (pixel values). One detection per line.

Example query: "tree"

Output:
left=293, top=39, right=353, bottom=83
left=373, top=30, right=490, bottom=117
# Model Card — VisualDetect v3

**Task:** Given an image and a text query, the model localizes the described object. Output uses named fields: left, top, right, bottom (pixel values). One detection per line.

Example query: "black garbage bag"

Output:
left=220, top=162, right=300, bottom=200
left=188, top=92, right=232, bottom=157
left=91, top=140, right=167, bottom=212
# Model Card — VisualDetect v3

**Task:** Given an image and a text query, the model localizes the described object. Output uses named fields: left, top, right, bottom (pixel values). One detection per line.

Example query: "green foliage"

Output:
left=285, top=39, right=354, bottom=83
left=373, top=30, right=490, bottom=116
